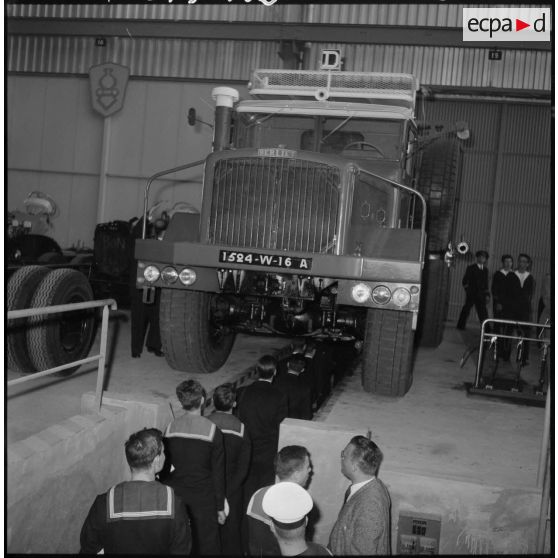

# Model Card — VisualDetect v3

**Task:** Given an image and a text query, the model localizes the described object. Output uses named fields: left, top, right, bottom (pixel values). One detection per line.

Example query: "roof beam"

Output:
left=6, top=17, right=550, bottom=51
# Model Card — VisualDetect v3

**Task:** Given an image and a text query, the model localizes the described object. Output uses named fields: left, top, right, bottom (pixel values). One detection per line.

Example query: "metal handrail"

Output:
left=474, top=318, right=551, bottom=389
left=141, top=160, right=205, bottom=239
left=359, top=168, right=428, bottom=265
left=472, top=317, right=552, bottom=492
left=7, top=298, right=118, bottom=411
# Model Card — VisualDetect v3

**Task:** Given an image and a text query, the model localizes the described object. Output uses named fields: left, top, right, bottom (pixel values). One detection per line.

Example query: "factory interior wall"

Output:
left=279, top=419, right=543, bottom=555
left=421, top=99, right=552, bottom=322
left=7, top=74, right=248, bottom=250
left=6, top=393, right=172, bottom=554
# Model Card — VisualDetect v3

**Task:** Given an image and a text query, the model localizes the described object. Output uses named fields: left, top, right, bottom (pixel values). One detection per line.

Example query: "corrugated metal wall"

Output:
left=306, top=43, right=551, bottom=90
left=7, top=4, right=552, bottom=92
left=7, top=35, right=552, bottom=92
left=422, top=100, right=552, bottom=322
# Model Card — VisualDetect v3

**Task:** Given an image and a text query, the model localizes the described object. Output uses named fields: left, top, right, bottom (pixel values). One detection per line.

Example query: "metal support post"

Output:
left=95, top=303, right=111, bottom=411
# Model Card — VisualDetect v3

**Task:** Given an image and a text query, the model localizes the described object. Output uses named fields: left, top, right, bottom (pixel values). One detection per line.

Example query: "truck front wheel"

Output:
left=361, top=309, right=414, bottom=396
left=159, top=289, right=236, bottom=373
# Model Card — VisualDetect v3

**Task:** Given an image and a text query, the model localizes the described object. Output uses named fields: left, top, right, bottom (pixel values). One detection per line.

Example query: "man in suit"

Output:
left=274, top=354, right=314, bottom=420
left=208, top=383, right=251, bottom=555
left=236, top=355, right=288, bottom=501
left=163, top=380, right=226, bottom=555
left=456, top=250, right=490, bottom=330
left=329, top=436, right=391, bottom=555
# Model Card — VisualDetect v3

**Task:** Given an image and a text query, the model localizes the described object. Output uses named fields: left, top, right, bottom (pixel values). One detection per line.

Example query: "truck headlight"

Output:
left=179, top=268, right=197, bottom=286
left=161, top=267, right=178, bottom=284
left=392, top=287, right=411, bottom=307
left=143, top=265, right=160, bottom=283
left=351, top=283, right=371, bottom=303
left=372, top=285, right=391, bottom=305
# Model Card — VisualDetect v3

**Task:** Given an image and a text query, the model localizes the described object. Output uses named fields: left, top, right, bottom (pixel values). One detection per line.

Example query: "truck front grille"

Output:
left=209, top=157, right=340, bottom=253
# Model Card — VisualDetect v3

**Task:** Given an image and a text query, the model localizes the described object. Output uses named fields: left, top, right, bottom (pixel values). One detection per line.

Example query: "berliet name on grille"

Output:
left=257, top=148, right=297, bottom=158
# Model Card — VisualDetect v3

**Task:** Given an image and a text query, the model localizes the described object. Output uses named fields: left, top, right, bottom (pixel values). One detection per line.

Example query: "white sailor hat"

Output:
left=262, top=482, right=313, bottom=528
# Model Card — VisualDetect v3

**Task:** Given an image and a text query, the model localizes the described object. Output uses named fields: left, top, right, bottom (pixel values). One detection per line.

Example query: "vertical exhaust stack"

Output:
left=211, top=87, right=239, bottom=151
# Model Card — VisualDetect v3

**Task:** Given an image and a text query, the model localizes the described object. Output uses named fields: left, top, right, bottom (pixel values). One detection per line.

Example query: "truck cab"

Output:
left=135, top=64, right=432, bottom=396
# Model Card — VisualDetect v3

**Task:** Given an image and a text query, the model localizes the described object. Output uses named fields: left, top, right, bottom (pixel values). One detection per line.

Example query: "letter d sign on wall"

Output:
left=89, top=63, right=130, bottom=117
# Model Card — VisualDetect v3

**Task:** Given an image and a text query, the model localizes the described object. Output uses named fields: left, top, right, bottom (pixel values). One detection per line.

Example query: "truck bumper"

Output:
left=135, top=240, right=422, bottom=314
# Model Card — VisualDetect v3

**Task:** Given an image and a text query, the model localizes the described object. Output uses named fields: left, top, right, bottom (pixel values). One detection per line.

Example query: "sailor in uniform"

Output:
left=80, top=428, right=191, bottom=555
left=164, top=380, right=226, bottom=555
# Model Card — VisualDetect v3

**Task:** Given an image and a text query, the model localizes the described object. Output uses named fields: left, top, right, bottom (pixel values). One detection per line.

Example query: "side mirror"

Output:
left=187, top=108, right=197, bottom=126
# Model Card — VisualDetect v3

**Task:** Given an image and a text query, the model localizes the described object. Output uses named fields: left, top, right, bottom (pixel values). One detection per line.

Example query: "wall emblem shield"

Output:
left=89, top=63, right=130, bottom=117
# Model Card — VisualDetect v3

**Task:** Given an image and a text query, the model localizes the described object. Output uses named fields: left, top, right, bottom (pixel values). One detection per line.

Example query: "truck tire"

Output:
left=27, top=269, right=97, bottom=376
left=7, top=265, right=50, bottom=373
left=416, top=139, right=461, bottom=347
left=361, top=309, right=414, bottom=396
left=160, top=289, right=236, bottom=373
left=419, top=258, right=449, bottom=347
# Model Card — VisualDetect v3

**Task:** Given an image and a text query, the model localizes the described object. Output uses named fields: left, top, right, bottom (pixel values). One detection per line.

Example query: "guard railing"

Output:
left=7, top=298, right=117, bottom=411
left=473, top=318, right=551, bottom=492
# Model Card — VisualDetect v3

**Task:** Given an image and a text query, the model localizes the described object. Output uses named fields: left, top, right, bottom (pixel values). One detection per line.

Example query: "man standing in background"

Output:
left=236, top=355, right=288, bottom=501
left=457, top=250, right=490, bottom=330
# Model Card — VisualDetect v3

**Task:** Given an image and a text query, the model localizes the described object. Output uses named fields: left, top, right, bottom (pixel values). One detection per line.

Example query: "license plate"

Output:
left=219, top=250, right=312, bottom=270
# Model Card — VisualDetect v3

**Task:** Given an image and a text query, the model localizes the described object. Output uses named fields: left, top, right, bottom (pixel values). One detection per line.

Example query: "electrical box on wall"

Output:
left=397, top=511, right=441, bottom=555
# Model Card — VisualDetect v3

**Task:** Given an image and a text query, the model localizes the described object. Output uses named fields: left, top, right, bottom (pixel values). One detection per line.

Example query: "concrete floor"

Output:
left=316, top=325, right=546, bottom=490
left=8, top=310, right=547, bottom=492
left=7, top=310, right=290, bottom=444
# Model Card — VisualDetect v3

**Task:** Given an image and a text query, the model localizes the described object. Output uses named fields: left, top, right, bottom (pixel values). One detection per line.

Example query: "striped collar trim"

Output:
left=246, top=488, right=272, bottom=526
left=108, top=485, right=173, bottom=519
left=221, top=423, right=245, bottom=438
left=166, top=422, right=216, bottom=442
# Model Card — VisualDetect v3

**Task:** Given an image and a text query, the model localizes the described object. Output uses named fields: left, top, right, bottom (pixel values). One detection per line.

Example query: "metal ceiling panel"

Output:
left=8, top=34, right=551, bottom=93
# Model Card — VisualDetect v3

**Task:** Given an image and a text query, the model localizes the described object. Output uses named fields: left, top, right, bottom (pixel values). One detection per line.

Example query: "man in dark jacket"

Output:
left=457, top=250, right=490, bottom=330
left=163, top=380, right=226, bottom=555
left=208, top=383, right=251, bottom=555
left=236, top=355, right=288, bottom=502
left=275, top=354, right=314, bottom=420
left=80, top=428, right=191, bottom=555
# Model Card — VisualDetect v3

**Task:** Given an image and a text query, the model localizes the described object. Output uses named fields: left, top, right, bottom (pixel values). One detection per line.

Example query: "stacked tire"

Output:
left=7, top=267, right=97, bottom=376
left=415, top=139, right=462, bottom=348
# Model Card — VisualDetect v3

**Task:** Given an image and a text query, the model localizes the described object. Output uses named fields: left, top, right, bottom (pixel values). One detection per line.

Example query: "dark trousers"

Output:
left=181, top=493, right=221, bottom=555
left=130, top=287, right=161, bottom=357
left=243, top=458, right=275, bottom=506
left=457, top=294, right=488, bottom=330
left=220, top=489, right=243, bottom=556
left=493, top=305, right=512, bottom=360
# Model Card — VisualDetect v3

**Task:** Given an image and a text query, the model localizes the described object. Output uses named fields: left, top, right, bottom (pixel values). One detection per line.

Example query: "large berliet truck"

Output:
left=135, top=55, right=462, bottom=396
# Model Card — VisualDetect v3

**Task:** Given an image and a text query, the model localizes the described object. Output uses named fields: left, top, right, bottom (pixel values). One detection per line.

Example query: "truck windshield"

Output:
left=235, top=113, right=403, bottom=161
